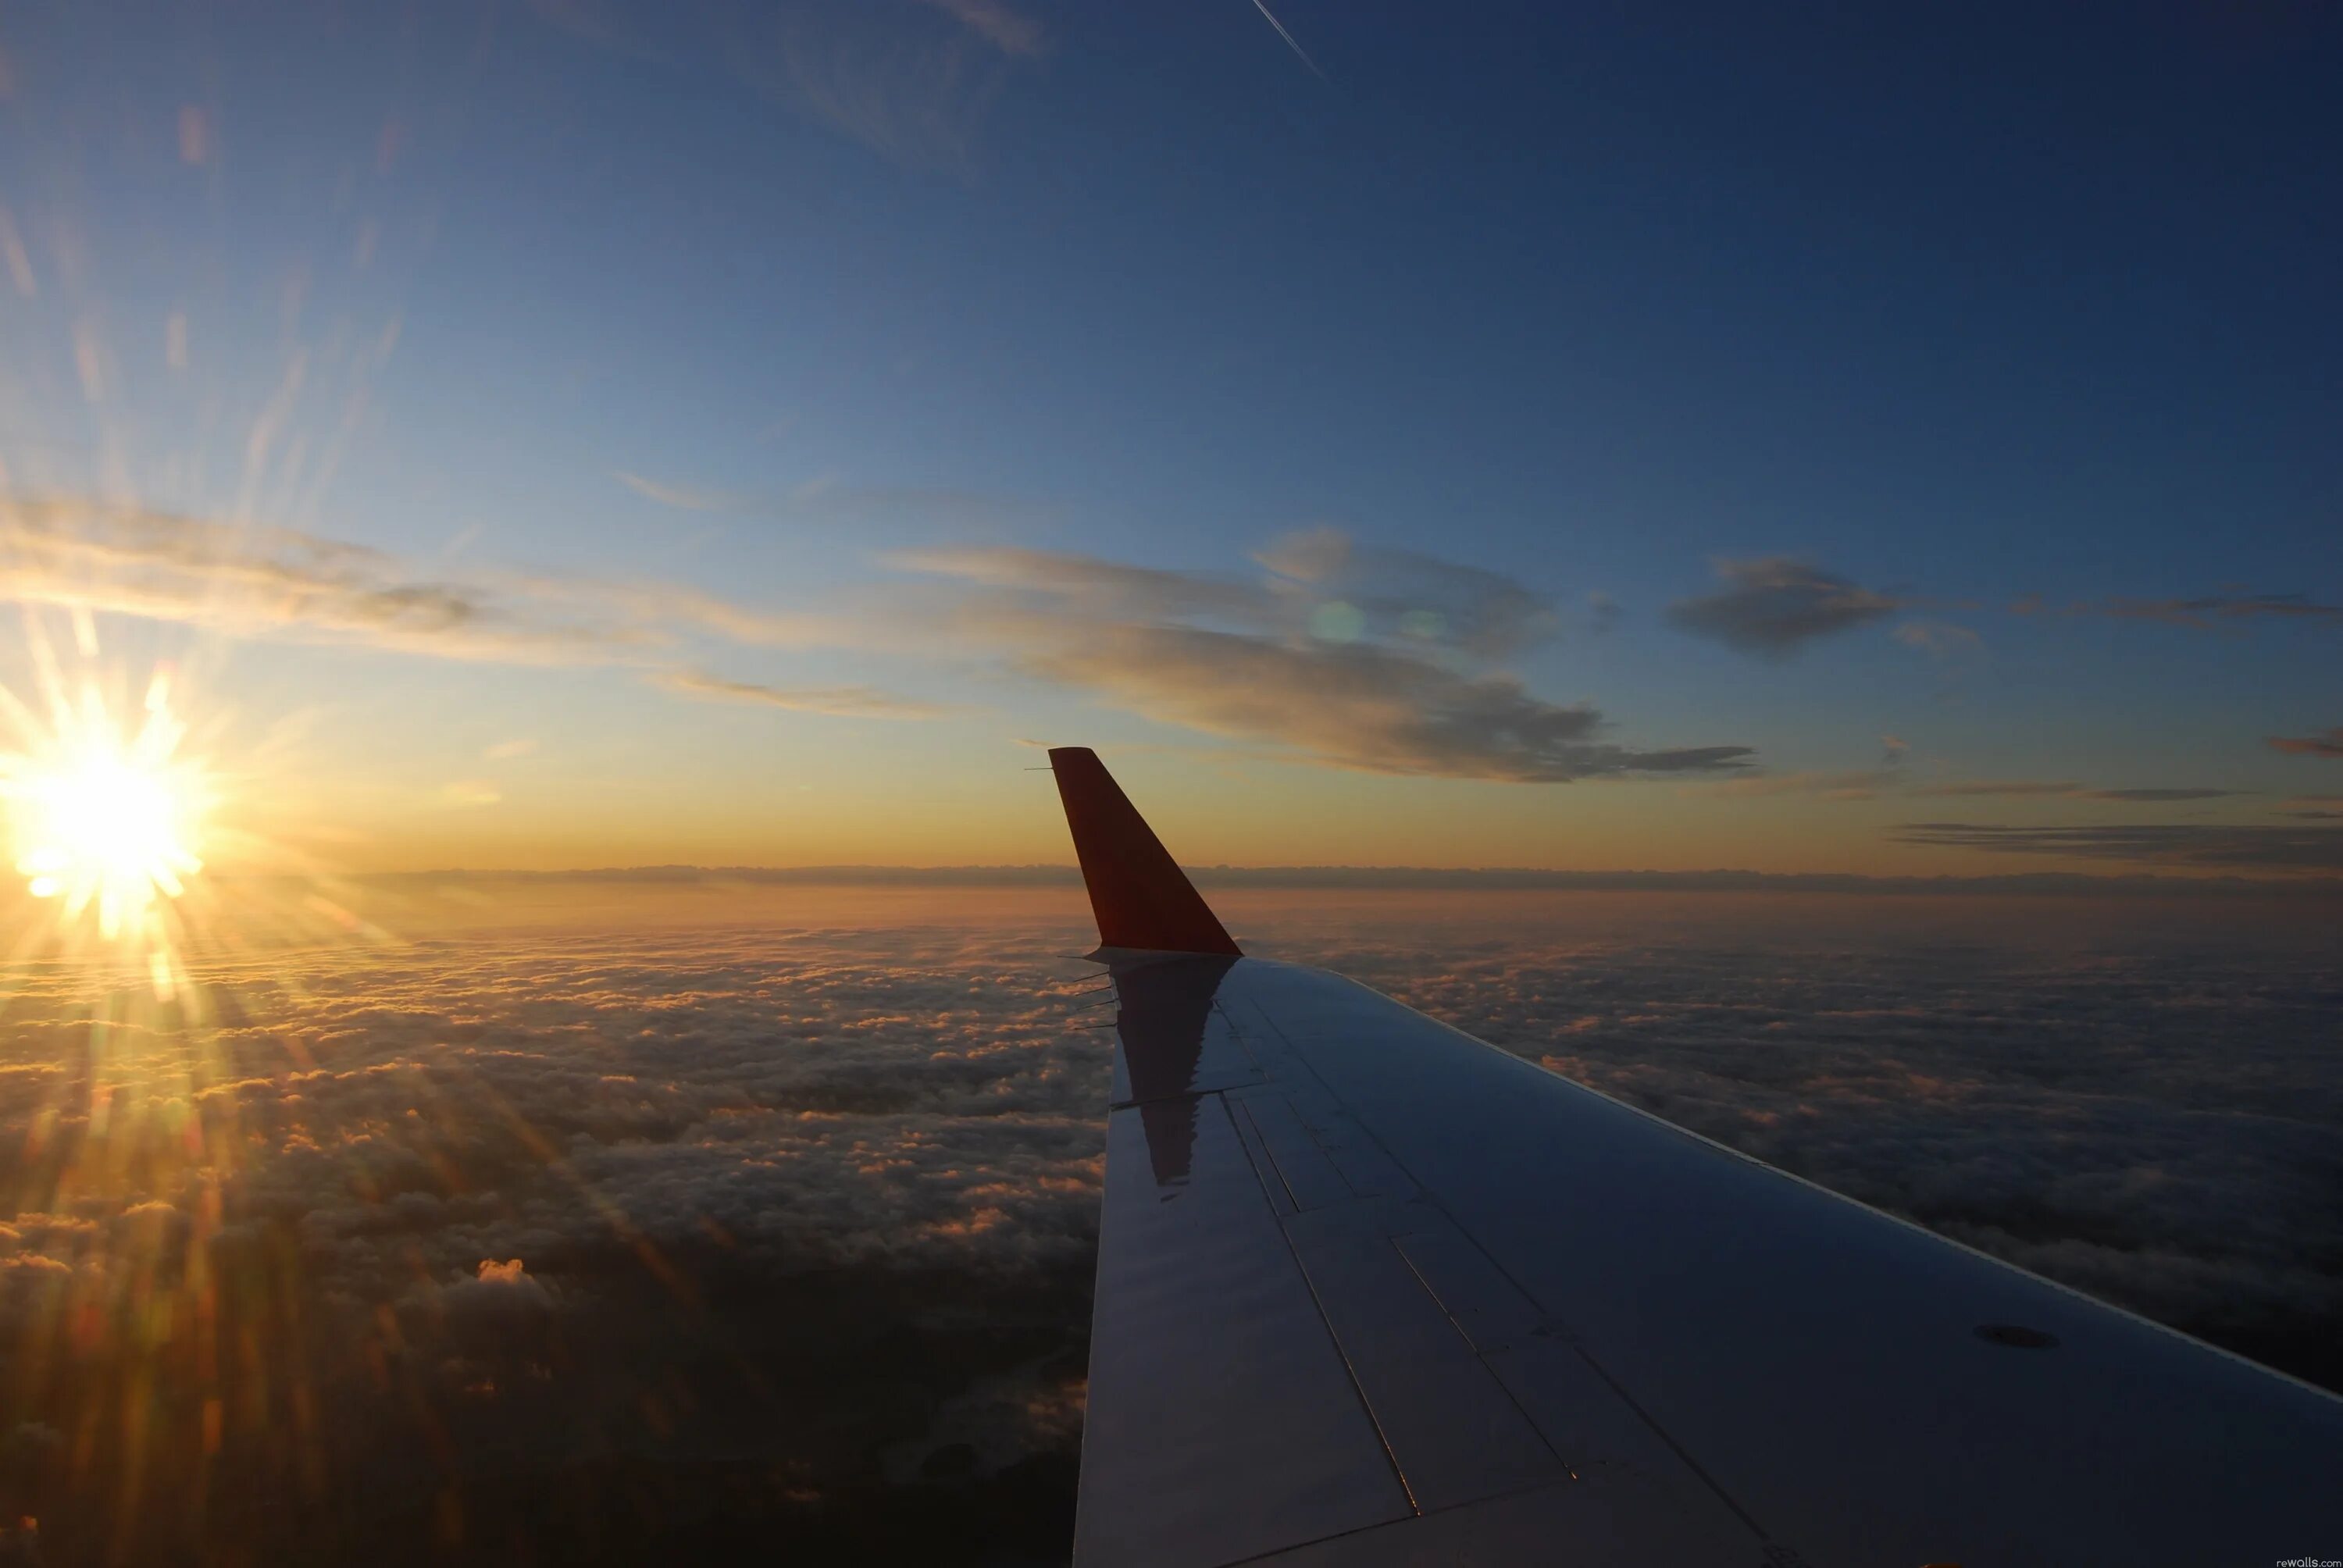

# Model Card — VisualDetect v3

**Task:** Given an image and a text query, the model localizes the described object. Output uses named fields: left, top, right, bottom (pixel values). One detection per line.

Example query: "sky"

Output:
left=0, top=0, right=2338, bottom=877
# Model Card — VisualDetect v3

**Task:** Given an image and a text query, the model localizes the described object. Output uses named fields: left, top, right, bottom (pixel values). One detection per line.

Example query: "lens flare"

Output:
left=2, top=663, right=212, bottom=958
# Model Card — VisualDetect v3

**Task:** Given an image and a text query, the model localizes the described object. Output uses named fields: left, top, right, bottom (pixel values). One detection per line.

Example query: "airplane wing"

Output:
left=1048, top=747, right=2343, bottom=1568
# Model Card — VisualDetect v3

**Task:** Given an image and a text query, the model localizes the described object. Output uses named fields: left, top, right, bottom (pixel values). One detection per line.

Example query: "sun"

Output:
left=3, top=667, right=209, bottom=945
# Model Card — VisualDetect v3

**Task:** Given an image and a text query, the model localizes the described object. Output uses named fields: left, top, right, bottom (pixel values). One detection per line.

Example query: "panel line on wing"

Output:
left=1236, top=1099, right=1426, bottom=1519
left=1231, top=1089, right=1358, bottom=1211
left=1226, top=1096, right=1302, bottom=1217
left=1228, top=974, right=1787, bottom=1553
left=1214, top=1478, right=1589, bottom=1567
left=1079, top=1088, right=1418, bottom=1566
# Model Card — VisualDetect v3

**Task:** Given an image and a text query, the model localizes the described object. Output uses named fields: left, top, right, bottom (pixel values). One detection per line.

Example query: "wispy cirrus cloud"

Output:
left=0, top=498, right=934, bottom=718
left=1893, top=618, right=1981, bottom=660
left=722, top=0, right=1046, bottom=171
left=917, top=0, right=1046, bottom=58
left=895, top=545, right=1269, bottom=625
left=523, top=0, right=1048, bottom=171
left=617, top=469, right=1040, bottom=530
left=652, top=667, right=954, bottom=719
left=615, top=471, right=746, bottom=513
left=0, top=500, right=633, bottom=664
left=1667, top=558, right=1903, bottom=659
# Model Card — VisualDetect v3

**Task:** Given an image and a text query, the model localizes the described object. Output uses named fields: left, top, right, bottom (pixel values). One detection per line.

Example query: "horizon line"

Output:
left=256, top=864, right=2343, bottom=898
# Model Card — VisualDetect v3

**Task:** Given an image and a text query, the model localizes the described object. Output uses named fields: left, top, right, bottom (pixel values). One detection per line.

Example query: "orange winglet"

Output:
left=1049, top=747, right=1242, bottom=957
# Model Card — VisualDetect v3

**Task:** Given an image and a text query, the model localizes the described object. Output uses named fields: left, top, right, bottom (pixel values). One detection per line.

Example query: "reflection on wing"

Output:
left=1053, top=747, right=2343, bottom=1568
left=1112, top=955, right=1246, bottom=1188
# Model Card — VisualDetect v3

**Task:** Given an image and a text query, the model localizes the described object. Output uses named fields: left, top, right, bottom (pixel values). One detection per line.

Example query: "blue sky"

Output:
left=0, top=0, right=2336, bottom=873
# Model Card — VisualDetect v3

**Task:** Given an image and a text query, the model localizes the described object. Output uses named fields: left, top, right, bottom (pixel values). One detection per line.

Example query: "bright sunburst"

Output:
left=2, top=663, right=211, bottom=954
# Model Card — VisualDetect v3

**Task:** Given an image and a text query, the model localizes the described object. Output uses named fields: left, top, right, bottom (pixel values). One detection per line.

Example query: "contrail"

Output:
left=1248, top=0, right=1327, bottom=80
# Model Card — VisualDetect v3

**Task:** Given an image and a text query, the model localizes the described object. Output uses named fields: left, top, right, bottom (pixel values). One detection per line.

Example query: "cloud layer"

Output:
left=0, top=885, right=2335, bottom=1561
left=0, top=900, right=1110, bottom=1561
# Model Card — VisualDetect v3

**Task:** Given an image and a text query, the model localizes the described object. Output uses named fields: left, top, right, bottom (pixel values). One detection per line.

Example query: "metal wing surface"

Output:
left=1048, top=747, right=2343, bottom=1568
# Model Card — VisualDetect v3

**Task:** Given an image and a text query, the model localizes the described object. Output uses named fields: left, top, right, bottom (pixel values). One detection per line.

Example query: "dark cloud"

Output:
left=992, top=617, right=1750, bottom=781
left=1667, top=557, right=1903, bottom=658
left=1695, top=768, right=1896, bottom=800
left=2269, top=728, right=2343, bottom=759
left=900, top=539, right=1750, bottom=781
left=2030, top=593, right=2343, bottom=630
left=1892, top=821, right=2343, bottom=870
left=1920, top=781, right=2244, bottom=802
left=1924, top=781, right=2102, bottom=797
left=1685, top=773, right=2246, bottom=808
left=2087, top=787, right=2243, bottom=802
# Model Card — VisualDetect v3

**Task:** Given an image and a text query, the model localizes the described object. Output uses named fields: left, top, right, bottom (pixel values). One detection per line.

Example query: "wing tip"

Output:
left=1049, top=747, right=1242, bottom=957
